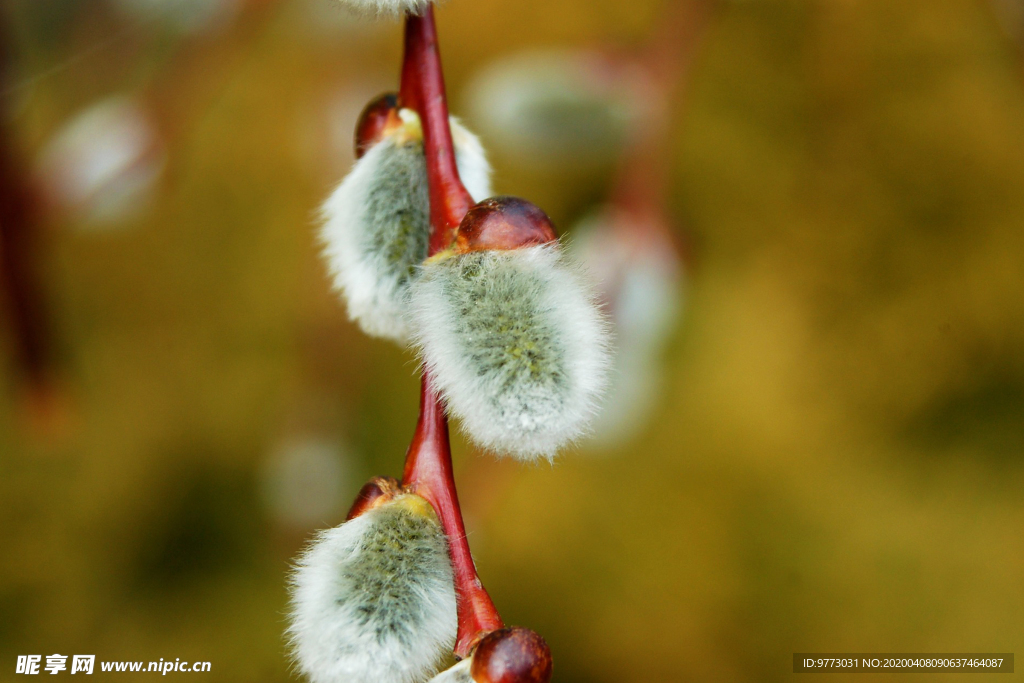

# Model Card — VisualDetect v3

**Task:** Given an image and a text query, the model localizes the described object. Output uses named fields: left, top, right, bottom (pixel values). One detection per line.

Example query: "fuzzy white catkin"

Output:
left=465, top=49, right=636, bottom=169
left=426, top=658, right=474, bottom=683
left=320, top=114, right=491, bottom=342
left=288, top=495, right=457, bottom=683
left=331, top=0, right=432, bottom=18
left=409, top=244, right=611, bottom=460
left=571, top=214, right=683, bottom=447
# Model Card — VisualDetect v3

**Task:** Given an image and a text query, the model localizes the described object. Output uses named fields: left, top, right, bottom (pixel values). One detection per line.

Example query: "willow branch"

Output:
left=398, top=6, right=503, bottom=659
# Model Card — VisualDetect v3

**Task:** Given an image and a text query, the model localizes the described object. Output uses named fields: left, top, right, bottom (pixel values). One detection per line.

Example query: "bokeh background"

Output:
left=2, top=0, right=1024, bottom=681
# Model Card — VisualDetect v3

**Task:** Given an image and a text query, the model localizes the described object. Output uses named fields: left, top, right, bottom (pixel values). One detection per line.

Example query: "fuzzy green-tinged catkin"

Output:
left=320, top=112, right=491, bottom=342
left=288, top=495, right=457, bottom=683
left=331, top=0, right=432, bottom=17
left=409, top=245, right=611, bottom=460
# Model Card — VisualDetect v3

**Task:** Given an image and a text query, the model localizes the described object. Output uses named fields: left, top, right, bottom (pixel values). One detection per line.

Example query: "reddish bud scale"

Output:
left=455, top=197, right=558, bottom=254
left=354, top=93, right=402, bottom=159
left=345, top=476, right=403, bottom=521
left=470, top=628, right=553, bottom=683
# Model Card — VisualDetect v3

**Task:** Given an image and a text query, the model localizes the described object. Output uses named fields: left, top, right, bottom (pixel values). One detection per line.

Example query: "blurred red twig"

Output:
left=610, top=0, right=719, bottom=257
left=0, top=9, right=56, bottom=402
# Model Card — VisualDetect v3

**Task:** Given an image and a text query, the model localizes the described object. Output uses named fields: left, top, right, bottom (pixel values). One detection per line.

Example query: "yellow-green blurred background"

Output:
left=2, top=0, right=1024, bottom=681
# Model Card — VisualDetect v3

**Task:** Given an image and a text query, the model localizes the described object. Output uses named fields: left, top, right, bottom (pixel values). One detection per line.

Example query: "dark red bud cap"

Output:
left=355, top=93, right=401, bottom=159
left=345, top=476, right=402, bottom=521
left=470, top=627, right=552, bottom=683
left=456, top=197, right=558, bottom=253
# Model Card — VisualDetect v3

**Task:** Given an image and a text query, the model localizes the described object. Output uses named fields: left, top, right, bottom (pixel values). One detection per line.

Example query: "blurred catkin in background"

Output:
left=2, top=0, right=1024, bottom=681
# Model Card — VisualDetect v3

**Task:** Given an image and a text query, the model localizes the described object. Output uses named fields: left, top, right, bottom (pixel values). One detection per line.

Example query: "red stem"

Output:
left=0, top=14, right=53, bottom=392
left=403, top=374, right=503, bottom=657
left=397, top=6, right=503, bottom=659
left=611, top=0, right=718, bottom=235
left=399, top=8, right=474, bottom=255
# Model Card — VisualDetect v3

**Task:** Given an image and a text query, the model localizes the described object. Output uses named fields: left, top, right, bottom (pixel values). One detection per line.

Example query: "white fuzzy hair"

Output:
left=408, top=245, right=611, bottom=460
left=320, top=115, right=491, bottom=342
left=449, top=117, right=491, bottom=200
left=426, top=658, right=474, bottom=683
left=287, top=495, right=457, bottom=683
left=331, top=0, right=432, bottom=18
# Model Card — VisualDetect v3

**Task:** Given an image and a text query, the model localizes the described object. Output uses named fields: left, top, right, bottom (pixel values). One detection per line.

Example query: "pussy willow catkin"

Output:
left=409, top=244, right=610, bottom=459
left=320, top=111, right=491, bottom=341
left=288, top=495, right=457, bottom=683
left=331, top=0, right=433, bottom=17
